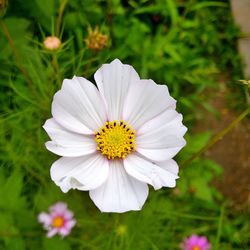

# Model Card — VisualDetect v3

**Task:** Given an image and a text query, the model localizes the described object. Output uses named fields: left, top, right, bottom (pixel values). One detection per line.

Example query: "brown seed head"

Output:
left=85, top=26, right=108, bottom=51
left=0, top=0, right=8, bottom=18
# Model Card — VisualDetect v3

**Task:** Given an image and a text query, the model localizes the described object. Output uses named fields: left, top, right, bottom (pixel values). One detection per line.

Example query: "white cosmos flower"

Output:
left=43, top=59, right=187, bottom=213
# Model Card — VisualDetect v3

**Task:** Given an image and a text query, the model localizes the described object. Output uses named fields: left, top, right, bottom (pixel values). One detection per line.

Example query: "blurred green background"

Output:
left=0, top=0, right=249, bottom=249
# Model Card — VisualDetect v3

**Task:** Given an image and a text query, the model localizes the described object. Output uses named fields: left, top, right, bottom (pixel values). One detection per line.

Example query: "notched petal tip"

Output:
left=52, top=177, right=74, bottom=194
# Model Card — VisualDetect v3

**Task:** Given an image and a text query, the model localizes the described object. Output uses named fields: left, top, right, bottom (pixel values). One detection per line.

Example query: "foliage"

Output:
left=0, top=0, right=249, bottom=249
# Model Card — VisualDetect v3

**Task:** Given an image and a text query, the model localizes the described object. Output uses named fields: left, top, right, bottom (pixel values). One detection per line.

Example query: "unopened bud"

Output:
left=43, top=36, right=61, bottom=51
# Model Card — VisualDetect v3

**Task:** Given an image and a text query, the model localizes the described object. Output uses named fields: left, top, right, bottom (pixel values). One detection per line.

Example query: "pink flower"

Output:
left=181, top=234, right=211, bottom=250
left=43, top=36, right=61, bottom=50
left=38, top=202, right=76, bottom=238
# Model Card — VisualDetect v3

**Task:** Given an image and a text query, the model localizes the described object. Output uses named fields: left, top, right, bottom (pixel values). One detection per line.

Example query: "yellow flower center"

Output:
left=95, top=120, right=136, bottom=159
left=192, top=246, right=200, bottom=250
left=52, top=216, right=64, bottom=228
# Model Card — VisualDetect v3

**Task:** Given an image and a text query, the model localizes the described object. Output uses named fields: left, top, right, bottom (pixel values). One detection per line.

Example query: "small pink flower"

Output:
left=38, top=202, right=76, bottom=238
left=43, top=36, right=61, bottom=51
left=181, top=234, right=211, bottom=250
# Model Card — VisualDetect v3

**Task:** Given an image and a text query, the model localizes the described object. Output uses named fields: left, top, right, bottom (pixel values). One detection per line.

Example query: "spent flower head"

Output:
left=0, top=0, right=8, bottom=18
left=43, top=36, right=61, bottom=51
left=38, top=202, right=76, bottom=238
left=181, top=234, right=211, bottom=250
left=43, top=59, right=187, bottom=213
left=85, top=26, right=108, bottom=51
left=238, top=80, right=250, bottom=87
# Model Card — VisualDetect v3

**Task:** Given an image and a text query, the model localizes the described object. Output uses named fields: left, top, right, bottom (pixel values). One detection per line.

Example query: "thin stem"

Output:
left=0, top=231, right=42, bottom=237
left=84, top=52, right=97, bottom=77
left=22, top=164, right=47, bottom=186
left=245, top=87, right=250, bottom=105
left=181, top=107, right=250, bottom=167
left=214, top=205, right=224, bottom=250
left=51, top=54, right=61, bottom=87
left=0, top=20, right=34, bottom=93
left=163, top=211, right=218, bottom=221
left=56, top=0, right=68, bottom=37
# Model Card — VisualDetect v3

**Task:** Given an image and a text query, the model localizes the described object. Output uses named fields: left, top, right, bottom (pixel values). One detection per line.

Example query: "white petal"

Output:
left=89, top=160, right=148, bottom=213
left=136, top=109, right=187, bottom=161
left=94, top=59, right=140, bottom=121
left=123, top=79, right=176, bottom=130
left=52, top=76, right=107, bottom=134
left=50, top=153, right=109, bottom=193
left=124, top=154, right=178, bottom=190
left=156, top=159, right=179, bottom=175
left=43, top=118, right=96, bottom=157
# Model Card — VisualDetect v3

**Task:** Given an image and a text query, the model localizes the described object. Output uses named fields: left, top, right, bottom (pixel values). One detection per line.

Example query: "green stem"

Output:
left=163, top=211, right=218, bottom=221
left=214, top=205, right=224, bottom=250
left=181, top=107, right=250, bottom=167
left=0, top=20, right=35, bottom=93
left=56, top=0, right=68, bottom=37
left=0, top=231, right=42, bottom=237
left=51, top=54, right=61, bottom=88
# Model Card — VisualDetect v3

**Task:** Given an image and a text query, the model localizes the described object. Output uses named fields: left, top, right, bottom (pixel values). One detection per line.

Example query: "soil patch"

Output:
left=194, top=79, right=250, bottom=210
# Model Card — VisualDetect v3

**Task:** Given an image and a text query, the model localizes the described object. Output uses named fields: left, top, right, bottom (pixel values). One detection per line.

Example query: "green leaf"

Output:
left=165, top=0, right=179, bottom=25
left=0, top=169, right=26, bottom=211
left=43, top=237, right=71, bottom=250
left=190, top=178, right=213, bottom=202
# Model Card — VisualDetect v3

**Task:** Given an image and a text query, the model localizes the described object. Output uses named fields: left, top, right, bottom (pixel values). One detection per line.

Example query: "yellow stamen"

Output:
left=52, top=216, right=64, bottom=228
left=95, top=120, right=136, bottom=160
left=192, top=246, right=200, bottom=250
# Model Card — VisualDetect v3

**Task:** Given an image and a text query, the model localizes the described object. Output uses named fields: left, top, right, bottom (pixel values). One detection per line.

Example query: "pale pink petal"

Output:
left=52, top=76, right=107, bottom=134
left=123, top=79, right=176, bottom=130
left=198, top=236, right=211, bottom=249
left=43, top=118, right=96, bottom=157
left=94, top=59, right=140, bottom=121
left=182, top=235, right=211, bottom=250
left=124, top=154, right=178, bottom=190
left=38, top=212, right=52, bottom=228
left=50, top=153, right=109, bottom=193
left=64, top=219, right=76, bottom=230
left=63, top=210, right=73, bottom=220
left=58, top=227, right=71, bottom=237
left=89, top=160, right=148, bottom=213
left=47, top=228, right=58, bottom=238
left=51, top=202, right=67, bottom=212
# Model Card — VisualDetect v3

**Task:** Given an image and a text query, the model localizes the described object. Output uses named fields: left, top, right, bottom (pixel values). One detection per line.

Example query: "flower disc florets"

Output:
left=95, top=120, right=136, bottom=159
